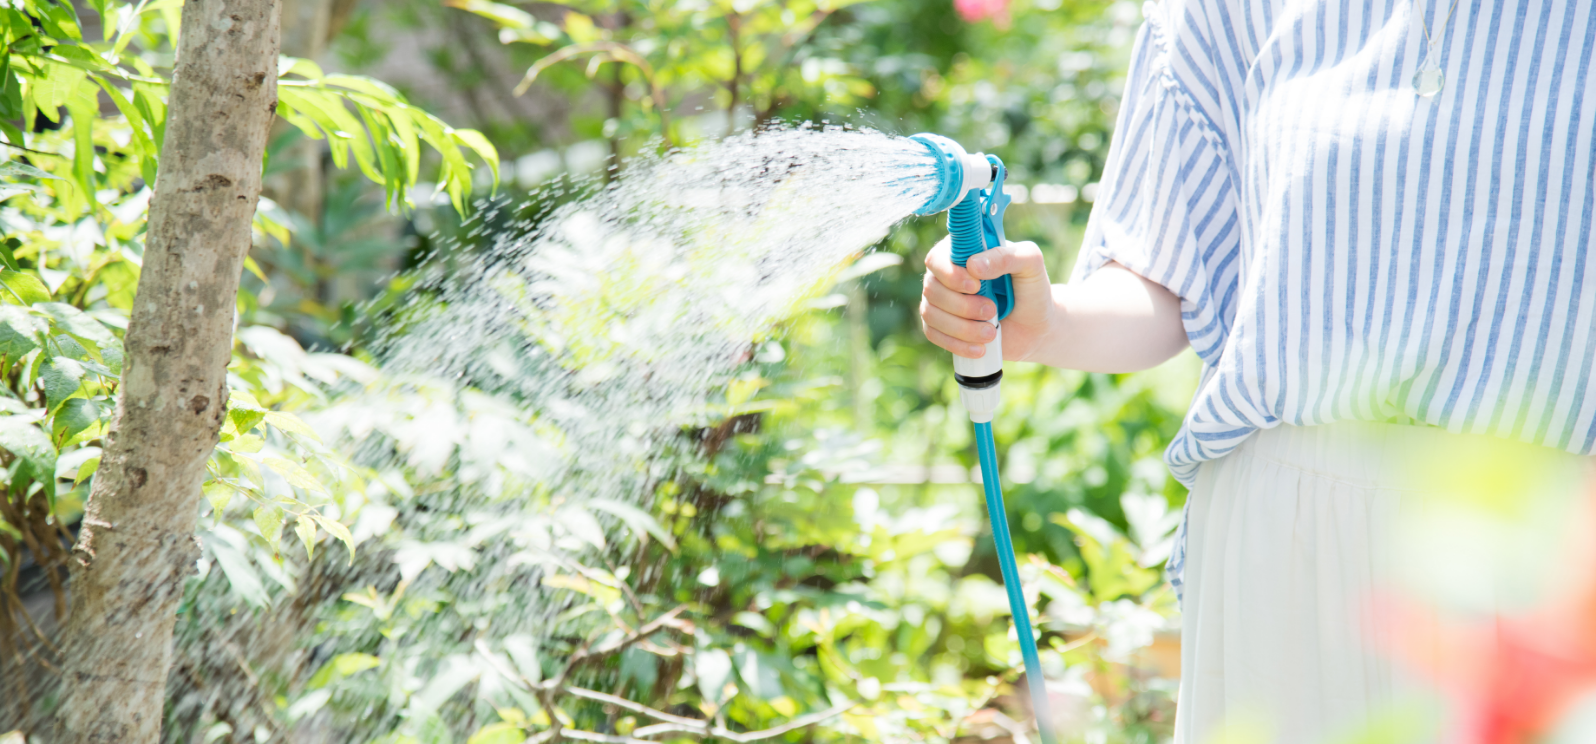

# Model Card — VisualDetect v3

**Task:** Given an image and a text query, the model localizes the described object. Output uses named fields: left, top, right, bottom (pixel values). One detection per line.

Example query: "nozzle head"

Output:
left=910, top=133, right=994, bottom=215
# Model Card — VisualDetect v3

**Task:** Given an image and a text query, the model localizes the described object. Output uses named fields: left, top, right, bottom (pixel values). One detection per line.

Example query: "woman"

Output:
left=920, top=0, right=1596, bottom=740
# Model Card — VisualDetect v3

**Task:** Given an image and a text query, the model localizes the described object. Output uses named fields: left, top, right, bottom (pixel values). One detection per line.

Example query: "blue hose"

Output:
left=907, top=133, right=1051, bottom=741
left=975, top=422, right=1056, bottom=744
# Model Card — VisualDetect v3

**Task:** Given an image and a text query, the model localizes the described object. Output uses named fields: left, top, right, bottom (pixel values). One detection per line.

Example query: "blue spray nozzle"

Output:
left=908, top=134, right=1015, bottom=321
left=909, top=133, right=977, bottom=216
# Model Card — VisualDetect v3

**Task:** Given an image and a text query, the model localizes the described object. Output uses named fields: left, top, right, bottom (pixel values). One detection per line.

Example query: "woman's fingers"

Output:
left=923, top=236, right=982, bottom=294
left=922, top=237, right=1053, bottom=358
left=924, top=325, right=986, bottom=359
left=920, top=297, right=997, bottom=345
left=922, top=270, right=997, bottom=320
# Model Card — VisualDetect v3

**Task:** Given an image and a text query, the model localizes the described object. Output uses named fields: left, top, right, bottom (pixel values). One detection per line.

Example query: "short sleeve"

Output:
left=1070, top=1, right=1241, bottom=367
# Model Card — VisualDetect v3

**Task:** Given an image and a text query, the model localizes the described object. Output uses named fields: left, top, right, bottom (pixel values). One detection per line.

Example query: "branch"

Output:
left=473, top=604, right=690, bottom=696
left=564, top=687, right=705, bottom=729
left=513, top=42, right=674, bottom=147
left=475, top=629, right=854, bottom=743
left=559, top=730, right=660, bottom=744
left=565, top=603, right=689, bottom=667
left=630, top=702, right=854, bottom=742
left=514, top=42, right=655, bottom=96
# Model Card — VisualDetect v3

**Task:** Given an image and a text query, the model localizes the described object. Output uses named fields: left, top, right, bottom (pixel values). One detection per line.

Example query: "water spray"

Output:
left=909, top=133, right=1054, bottom=744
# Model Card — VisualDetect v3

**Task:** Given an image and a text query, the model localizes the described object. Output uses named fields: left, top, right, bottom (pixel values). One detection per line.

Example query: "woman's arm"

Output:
left=919, top=238, right=1189, bottom=373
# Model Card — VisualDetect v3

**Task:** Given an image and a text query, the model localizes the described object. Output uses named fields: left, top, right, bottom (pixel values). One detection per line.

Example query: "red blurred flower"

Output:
left=954, top=0, right=1009, bottom=24
left=1377, top=488, right=1596, bottom=744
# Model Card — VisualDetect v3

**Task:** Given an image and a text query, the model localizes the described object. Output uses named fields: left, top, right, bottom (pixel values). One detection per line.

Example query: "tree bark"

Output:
left=50, top=1, right=281, bottom=741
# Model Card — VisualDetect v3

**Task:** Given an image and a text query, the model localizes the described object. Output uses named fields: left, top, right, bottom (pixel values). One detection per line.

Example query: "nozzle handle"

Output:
left=948, top=156, right=1015, bottom=321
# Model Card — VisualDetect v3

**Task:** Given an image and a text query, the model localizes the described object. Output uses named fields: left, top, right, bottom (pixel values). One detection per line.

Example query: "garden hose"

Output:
left=909, top=134, right=1055, bottom=744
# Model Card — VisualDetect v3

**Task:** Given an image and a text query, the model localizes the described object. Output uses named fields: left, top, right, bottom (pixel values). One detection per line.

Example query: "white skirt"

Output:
left=1173, top=421, right=1590, bottom=744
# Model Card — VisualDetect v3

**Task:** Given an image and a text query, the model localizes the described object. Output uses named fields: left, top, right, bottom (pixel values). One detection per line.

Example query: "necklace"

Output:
left=1413, top=0, right=1461, bottom=97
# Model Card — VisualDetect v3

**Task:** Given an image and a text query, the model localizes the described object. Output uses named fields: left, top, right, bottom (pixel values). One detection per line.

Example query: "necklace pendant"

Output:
left=1413, top=66, right=1445, bottom=98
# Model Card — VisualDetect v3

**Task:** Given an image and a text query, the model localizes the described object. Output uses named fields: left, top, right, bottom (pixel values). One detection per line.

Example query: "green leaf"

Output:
left=386, top=105, right=421, bottom=187
left=0, top=305, right=45, bottom=356
left=227, top=389, right=268, bottom=435
left=466, top=723, right=527, bottom=744
left=295, top=516, right=316, bottom=561
left=278, top=88, right=378, bottom=180
left=264, top=410, right=321, bottom=443
left=51, top=396, right=99, bottom=442
left=208, top=531, right=270, bottom=607
left=34, top=2, right=84, bottom=41
left=445, top=0, right=537, bottom=29
left=452, top=129, right=500, bottom=188
left=335, top=651, right=380, bottom=677
left=98, top=341, right=122, bottom=375
left=279, top=56, right=326, bottom=80
left=132, top=83, right=166, bottom=162
left=39, top=357, right=85, bottom=411
left=0, top=270, right=51, bottom=305
left=232, top=453, right=264, bottom=487
left=254, top=504, right=284, bottom=553
left=309, top=652, right=381, bottom=688
left=0, top=161, right=57, bottom=181
left=66, top=83, right=97, bottom=210
left=32, top=61, right=87, bottom=122
left=73, top=455, right=98, bottom=487
left=37, top=303, right=115, bottom=353
left=96, top=79, right=157, bottom=157
left=204, top=480, right=233, bottom=516
left=323, top=74, right=402, bottom=103
left=312, top=514, right=356, bottom=564
left=263, top=456, right=329, bottom=496
left=0, top=238, right=20, bottom=272
left=0, top=415, right=57, bottom=498
left=96, top=261, right=138, bottom=312
left=588, top=499, right=676, bottom=549
left=0, top=61, right=23, bottom=121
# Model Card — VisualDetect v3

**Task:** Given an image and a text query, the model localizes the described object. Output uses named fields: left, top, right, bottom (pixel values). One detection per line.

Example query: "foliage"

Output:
left=145, top=1, right=1186, bottom=742
left=0, top=0, right=1197, bottom=741
left=452, top=0, right=876, bottom=149
left=0, top=0, right=497, bottom=700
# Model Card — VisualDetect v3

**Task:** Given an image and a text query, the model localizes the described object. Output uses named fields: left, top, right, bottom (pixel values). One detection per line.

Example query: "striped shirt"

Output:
left=1072, top=0, right=1596, bottom=594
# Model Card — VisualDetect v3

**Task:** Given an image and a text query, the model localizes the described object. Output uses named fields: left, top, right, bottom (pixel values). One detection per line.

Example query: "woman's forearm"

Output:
left=1023, top=262, right=1190, bottom=373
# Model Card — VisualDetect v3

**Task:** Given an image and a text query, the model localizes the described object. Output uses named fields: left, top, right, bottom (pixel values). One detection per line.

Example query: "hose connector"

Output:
left=955, top=322, right=1003, bottom=423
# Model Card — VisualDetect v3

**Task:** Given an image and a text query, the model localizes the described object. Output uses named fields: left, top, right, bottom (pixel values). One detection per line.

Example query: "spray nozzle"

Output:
left=908, top=133, right=995, bottom=216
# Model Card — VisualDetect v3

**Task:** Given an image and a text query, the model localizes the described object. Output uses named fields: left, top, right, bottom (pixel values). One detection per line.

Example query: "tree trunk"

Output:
left=50, top=1, right=281, bottom=741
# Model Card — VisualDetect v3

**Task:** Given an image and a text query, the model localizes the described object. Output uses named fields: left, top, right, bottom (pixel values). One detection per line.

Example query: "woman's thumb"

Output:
left=968, top=241, right=1048, bottom=283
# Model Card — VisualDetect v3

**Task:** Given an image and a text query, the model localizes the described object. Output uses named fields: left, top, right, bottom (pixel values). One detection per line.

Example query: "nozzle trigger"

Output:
left=980, top=157, right=1016, bottom=321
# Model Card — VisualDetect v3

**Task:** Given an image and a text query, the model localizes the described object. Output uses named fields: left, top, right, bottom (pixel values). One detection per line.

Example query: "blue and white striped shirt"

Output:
left=1073, top=0, right=1596, bottom=593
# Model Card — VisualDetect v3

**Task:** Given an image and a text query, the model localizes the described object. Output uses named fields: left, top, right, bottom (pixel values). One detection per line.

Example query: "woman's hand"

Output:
left=920, top=237, right=1057, bottom=361
left=920, top=238, right=1191, bottom=372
